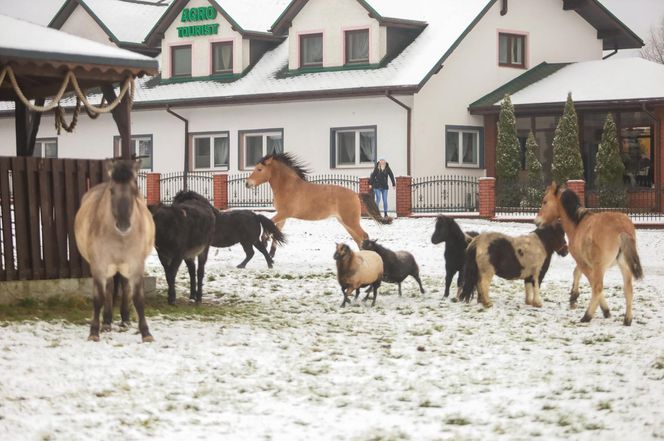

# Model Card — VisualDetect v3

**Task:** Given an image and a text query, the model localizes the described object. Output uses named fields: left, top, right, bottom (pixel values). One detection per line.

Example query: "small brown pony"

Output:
left=535, top=182, right=643, bottom=325
left=75, top=159, right=155, bottom=342
left=246, top=153, right=390, bottom=256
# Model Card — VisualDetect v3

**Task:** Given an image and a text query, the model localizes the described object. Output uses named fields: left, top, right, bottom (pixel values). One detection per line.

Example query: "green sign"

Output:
left=178, top=6, right=219, bottom=38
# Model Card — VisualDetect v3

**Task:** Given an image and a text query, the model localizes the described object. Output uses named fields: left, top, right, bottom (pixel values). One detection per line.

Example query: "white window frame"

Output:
left=114, top=135, right=153, bottom=171
left=331, top=126, right=376, bottom=168
left=239, top=129, right=284, bottom=170
left=445, top=126, right=482, bottom=168
left=33, top=138, right=58, bottom=158
left=192, top=132, right=230, bottom=171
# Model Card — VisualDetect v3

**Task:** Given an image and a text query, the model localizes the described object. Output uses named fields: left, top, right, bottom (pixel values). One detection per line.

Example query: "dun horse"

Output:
left=74, top=159, right=155, bottom=342
left=334, top=243, right=383, bottom=307
left=246, top=153, right=390, bottom=256
left=535, top=183, right=643, bottom=325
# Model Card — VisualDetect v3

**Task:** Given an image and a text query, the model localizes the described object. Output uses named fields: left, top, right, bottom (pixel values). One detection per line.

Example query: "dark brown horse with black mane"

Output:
left=246, top=153, right=390, bottom=256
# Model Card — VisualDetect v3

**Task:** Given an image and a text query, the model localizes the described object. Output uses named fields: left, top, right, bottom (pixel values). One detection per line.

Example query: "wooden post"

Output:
left=102, top=84, right=132, bottom=159
left=14, top=98, right=44, bottom=157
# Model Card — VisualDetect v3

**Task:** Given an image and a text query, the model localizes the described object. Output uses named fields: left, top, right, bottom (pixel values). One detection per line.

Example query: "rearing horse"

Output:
left=245, top=153, right=389, bottom=256
left=535, top=182, right=643, bottom=325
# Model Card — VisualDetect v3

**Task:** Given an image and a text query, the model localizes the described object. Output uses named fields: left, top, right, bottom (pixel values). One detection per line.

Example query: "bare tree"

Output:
left=641, top=16, right=664, bottom=64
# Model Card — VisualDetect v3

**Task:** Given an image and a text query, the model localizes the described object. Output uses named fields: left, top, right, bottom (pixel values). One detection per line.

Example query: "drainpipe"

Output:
left=602, top=48, right=618, bottom=59
left=385, top=92, right=412, bottom=176
left=642, top=102, right=661, bottom=210
left=166, top=106, right=190, bottom=190
left=500, top=0, right=508, bottom=16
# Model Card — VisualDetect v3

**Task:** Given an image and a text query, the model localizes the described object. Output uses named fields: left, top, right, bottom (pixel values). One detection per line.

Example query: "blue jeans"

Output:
left=374, top=188, right=389, bottom=216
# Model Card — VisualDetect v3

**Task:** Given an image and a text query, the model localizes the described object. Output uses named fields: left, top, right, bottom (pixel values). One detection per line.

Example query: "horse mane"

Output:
left=110, top=161, right=136, bottom=183
left=173, top=190, right=213, bottom=208
left=437, top=215, right=467, bottom=244
left=260, top=152, right=310, bottom=181
left=560, top=189, right=590, bottom=225
left=533, top=224, right=562, bottom=255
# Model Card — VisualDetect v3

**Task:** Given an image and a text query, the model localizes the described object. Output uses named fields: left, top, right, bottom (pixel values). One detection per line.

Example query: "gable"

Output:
left=59, top=4, right=114, bottom=46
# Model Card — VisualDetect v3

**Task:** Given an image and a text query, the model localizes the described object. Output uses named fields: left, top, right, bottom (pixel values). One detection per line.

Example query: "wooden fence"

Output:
left=0, top=156, right=107, bottom=281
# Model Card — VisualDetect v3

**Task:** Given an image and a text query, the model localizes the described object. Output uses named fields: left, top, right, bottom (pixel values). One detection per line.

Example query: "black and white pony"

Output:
left=431, top=215, right=478, bottom=298
left=361, top=239, right=425, bottom=296
left=459, top=223, right=568, bottom=308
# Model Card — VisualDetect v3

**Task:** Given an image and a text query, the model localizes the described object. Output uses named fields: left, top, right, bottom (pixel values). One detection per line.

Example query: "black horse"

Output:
left=361, top=239, right=424, bottom=296
left=150, top=194, right=215, bottom=304
left=431, top=215, right=478, bottom=298
left=173, top=192, right=286, bottom=268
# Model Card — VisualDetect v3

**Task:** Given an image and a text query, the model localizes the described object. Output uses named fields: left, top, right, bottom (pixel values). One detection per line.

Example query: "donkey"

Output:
left=361, top=239, right=424, bottom=296
left=334, top=243, right=383, bottom=307
left=151, top=192, right=215, bottom=304
left=173, top=191, right=286, bottom=268
left=536, top=183, right=643, bottom=325
left=431, top=215, right=479, bottom=298
left=459, top=223, right=568, bottom=308
left=74, top=159, right=155, bottom=342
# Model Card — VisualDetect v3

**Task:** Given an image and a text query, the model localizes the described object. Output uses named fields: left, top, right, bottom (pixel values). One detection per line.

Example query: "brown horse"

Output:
left=246, top=153, right=390, bottom=256
left=535, top=183, right=643, bottom=325
left=75, top=159, right=155, bottom=342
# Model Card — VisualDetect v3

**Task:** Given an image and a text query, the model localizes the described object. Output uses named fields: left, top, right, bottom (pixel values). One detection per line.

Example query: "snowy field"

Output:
left=1, top=217, right=664, bottom=441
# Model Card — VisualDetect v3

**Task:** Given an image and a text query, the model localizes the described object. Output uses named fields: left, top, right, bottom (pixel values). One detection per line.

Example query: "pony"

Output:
left=431, top=215, right=479, bottom=298
left=173, top=191, right=286, bottom=268
left=361, top=239, right=424, bottom=296
left=459, top=223, right=568, bottom=308
left=150, top=191, right=216, bottom=304
left=74, top=159, right=155, bottom=342
left=535, top=183, right=643, bottom=325
left=334, top=243, right=383, bottom=307
left=245, top=152, right=390, bottom=257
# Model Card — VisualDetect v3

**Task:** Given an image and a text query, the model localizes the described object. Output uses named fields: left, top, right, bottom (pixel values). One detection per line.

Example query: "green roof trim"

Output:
left=278, top=62, right=383, bottom=78
left=468, top=62, right=571, bottom=109
left=158, top=72, right=243, bottom=85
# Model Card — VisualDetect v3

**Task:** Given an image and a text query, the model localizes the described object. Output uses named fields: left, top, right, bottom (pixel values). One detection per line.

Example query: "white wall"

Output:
left=287, top=0, right=383, bottom=70
left=411, top=0, right=604, bottom=177
left=59, top=5, right=114, bottom=46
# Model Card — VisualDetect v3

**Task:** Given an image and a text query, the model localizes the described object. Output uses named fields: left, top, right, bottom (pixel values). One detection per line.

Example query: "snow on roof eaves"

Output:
left=505, top=58, right=664, bottom=106
left=212, top=0, right=291, bottom=33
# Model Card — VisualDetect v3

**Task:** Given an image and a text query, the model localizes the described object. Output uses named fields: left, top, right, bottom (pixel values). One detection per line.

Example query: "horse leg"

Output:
left=339, top=218, right=368, bottom=248
left=119, top=276, right=131, bottom=328
left=237, top=241, right=255, bottom=268
left=531, top=279, right=543, bottom=308
left=131, top=276, right=153, bottom=342
left=372, top=282, right=380, bottom=306
left=184, top=258, right=196, bottom=301
left=196, top=247, right=209, bottom=303
left=581, top=270, right=604, bottom=323
left=569, top=265, right=582, bottom=309
left=524, top=280, right=534, bottom=306
left=253, top=239, right=274, bottom=269
left=444, top=270, right=454, bottom=298
left=101, top=276, right=115, bottom=332
left=618, top=259, right=634, bottom=326
left=412, top=271, right=425, bottom=294
left=88, top=278, right=106, bottom=341
left=166, top=257, right=183, bottom=305
left=477, top=276, right=493, bottom=308
left=341, top=287, right=353, bottom=307
left=267, top=217, right=286, bottom=259
left=398, top=282, right=402, bottom=297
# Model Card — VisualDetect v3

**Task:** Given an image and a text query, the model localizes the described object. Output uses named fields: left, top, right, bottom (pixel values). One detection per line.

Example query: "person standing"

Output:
left=369, top=158, right=395, bottom=218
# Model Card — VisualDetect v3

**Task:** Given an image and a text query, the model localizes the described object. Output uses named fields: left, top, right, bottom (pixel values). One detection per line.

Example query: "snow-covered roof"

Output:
left=0, top=13, right=157, bottom=66
left=213, top=0, right=291, bottom=33
left=493, top=58, right=664, bottom=107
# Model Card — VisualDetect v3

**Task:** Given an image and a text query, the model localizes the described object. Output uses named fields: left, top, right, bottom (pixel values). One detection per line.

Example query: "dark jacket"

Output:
left=369, top=163, right=396, bottom=189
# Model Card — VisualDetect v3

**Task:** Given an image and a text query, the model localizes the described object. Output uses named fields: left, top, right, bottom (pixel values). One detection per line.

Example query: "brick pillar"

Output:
left=146, top=172, right=160, bottom=205
left=396, top=176, right=412, bottom=218
left=479, top=177, right=495, bottom=219
left=359, top=177, right=370, bottom=216
left=213, top=174, right=228, bottom=210
left=566, top=180, right=586, bottom=206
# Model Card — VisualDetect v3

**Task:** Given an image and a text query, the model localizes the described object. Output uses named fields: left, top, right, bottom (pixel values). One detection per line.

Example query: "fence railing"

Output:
left=159, top=171, right=214, bottom=204
left=495, top=180, right=545, bottom=216
left=586, top=184, right=662, bottom=221
left=411, top=175, right=479, bottom=213
left=309, top=174, right=360, bottom=192
left=137, top=172, right=147, bottom=198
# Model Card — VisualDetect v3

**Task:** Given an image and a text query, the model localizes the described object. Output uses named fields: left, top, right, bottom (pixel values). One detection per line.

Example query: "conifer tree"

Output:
left=495, top=95, right=521, bottom=205
left=525, top=131, right=544, bottom=206
left=595, top=113, right=626, bottom=206
left=552, top=93, right=584, bottom=184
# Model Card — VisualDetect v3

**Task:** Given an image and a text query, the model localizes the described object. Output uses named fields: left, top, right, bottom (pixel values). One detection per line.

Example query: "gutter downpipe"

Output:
left=166, top=106, right=190, bottom=190
left=602, top=48, right=618, bottom=60
left=385, top=92, right=412, bottom=176
left=642, top=102, right=661, bottom=210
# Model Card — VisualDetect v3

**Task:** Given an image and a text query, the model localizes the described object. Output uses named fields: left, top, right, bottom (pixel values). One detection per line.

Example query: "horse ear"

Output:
left=550, top=181, right=560, bottom=195
left=132, top=159, right=141, bottom=175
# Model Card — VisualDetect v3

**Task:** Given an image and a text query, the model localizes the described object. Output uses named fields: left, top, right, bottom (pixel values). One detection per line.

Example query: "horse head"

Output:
left=431, top=215, right=450, bottom=244
left=550, top=222, right=569, bottom=256
left=333, top=242, right=352, bottom=261
left=106, top=159, right=140, bottom=235
left=246, top=157, right=273, bottom=189
left=534, top=182, right=561, bottom=227
left=361, top=239, right=377, bottom=251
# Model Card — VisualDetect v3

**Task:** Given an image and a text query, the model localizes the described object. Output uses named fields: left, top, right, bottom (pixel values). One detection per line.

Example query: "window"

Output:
left=300, top=33, right=323, bottom=67
left=211, top=42, right=233, bottom=74
left=345, top=29, right=369, bottom=64
left=114, top=135, right=153, bottom=170
left=33, top=139, right=57, bottom=158
left=331, top=126, right=376, bottom=167
left=240, top=130, right=283, bottom=169
left=445, top=126, right=483, bottom=168
left=499, top=33, right=525, bottom=68
left=171, top=45, right=192, bottom=77
left=193, top=133, right=230, bottom=170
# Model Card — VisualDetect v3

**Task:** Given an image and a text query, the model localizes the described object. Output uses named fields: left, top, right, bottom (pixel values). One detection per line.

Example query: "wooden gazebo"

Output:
left=0, top=14, right=158, bottom=282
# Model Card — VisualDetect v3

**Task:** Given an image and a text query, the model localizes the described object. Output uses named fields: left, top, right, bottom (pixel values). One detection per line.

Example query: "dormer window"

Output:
left=300, top=33, right=323, bottom=68
left=345, top=29, right=369, bottom=64
left=212, top=41, right=233, bottom=74
left=171, top=44, right=192, bottom=77
left=498, top=32, right=526, bottom=68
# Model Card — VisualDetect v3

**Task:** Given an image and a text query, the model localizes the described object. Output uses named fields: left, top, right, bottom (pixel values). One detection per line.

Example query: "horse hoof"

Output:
left=168, top=299, right=176, bottom=306
left=236, top=263, right=246, bottom=269
left=142, top=335, right=155, bottom=343
left=88, top=335, right=100, bottom=342
left=602, top=310, right=611, bottom=319
left=532, top=300, right=543, bottom=308
left=623, top=317, right=632, bottom=326
left=482, top=301, right=493, bottom=308
left=569, top=302, right=578, bottom=310
left=580, top=313, right=592, bottom=323
left=101, top=324, right=111, bottom=332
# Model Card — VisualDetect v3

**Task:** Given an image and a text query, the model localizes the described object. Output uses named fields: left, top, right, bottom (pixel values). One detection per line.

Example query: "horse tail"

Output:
left=257, top=214, right=286, bottom=246
left=358, top=192, right=392, bottom=225
left=619, top=233, right=643, bottom=280
left=460, top=242, right=478, bottom=302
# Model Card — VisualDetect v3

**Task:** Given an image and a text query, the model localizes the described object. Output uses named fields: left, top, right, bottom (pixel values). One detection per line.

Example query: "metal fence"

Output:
left=411, top=175, right=479, bottom=213
left=137, top=172, right=147, bottom=198
left=159, top=171, right=214, bottom=204
left=495, top=181, right=544, bottom=216
left=586, top=184, right=662, bottom=222
left=309, top=174, right=360, bottom=192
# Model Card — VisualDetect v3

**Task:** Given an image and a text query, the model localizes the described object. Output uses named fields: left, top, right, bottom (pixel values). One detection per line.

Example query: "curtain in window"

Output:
left=462, top=132, right=477, bottom=164
left=44, top=142, right=57, bottom=158
left=194, top=138, right=211, bottom=169
left=359, top=131, right=375, bottom=163
left=137, top=138, right=153, bottom=170
left=348, top=30, right=369, bottom=62
left=511, top=37, right=523, bottom=64
left=303, top=35, right=323, bottom=65
left=446, top=131, right=459, bottom=163
left=267, top=135, right=283, bottom=154
left=172, top=46, right=192, bottom=76
left=498, top=34, right=508, bottom=64
left=337, top=132, right=355, bottom=165
left=213, top=43, right=233, bottom=73
left=245, top=136, right=263, bottom=167
left=214, top=137, right=229, bottom=167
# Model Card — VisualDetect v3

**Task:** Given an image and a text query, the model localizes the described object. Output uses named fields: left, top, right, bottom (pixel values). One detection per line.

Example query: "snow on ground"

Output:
left=1, top=218, right=663, bottom=441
